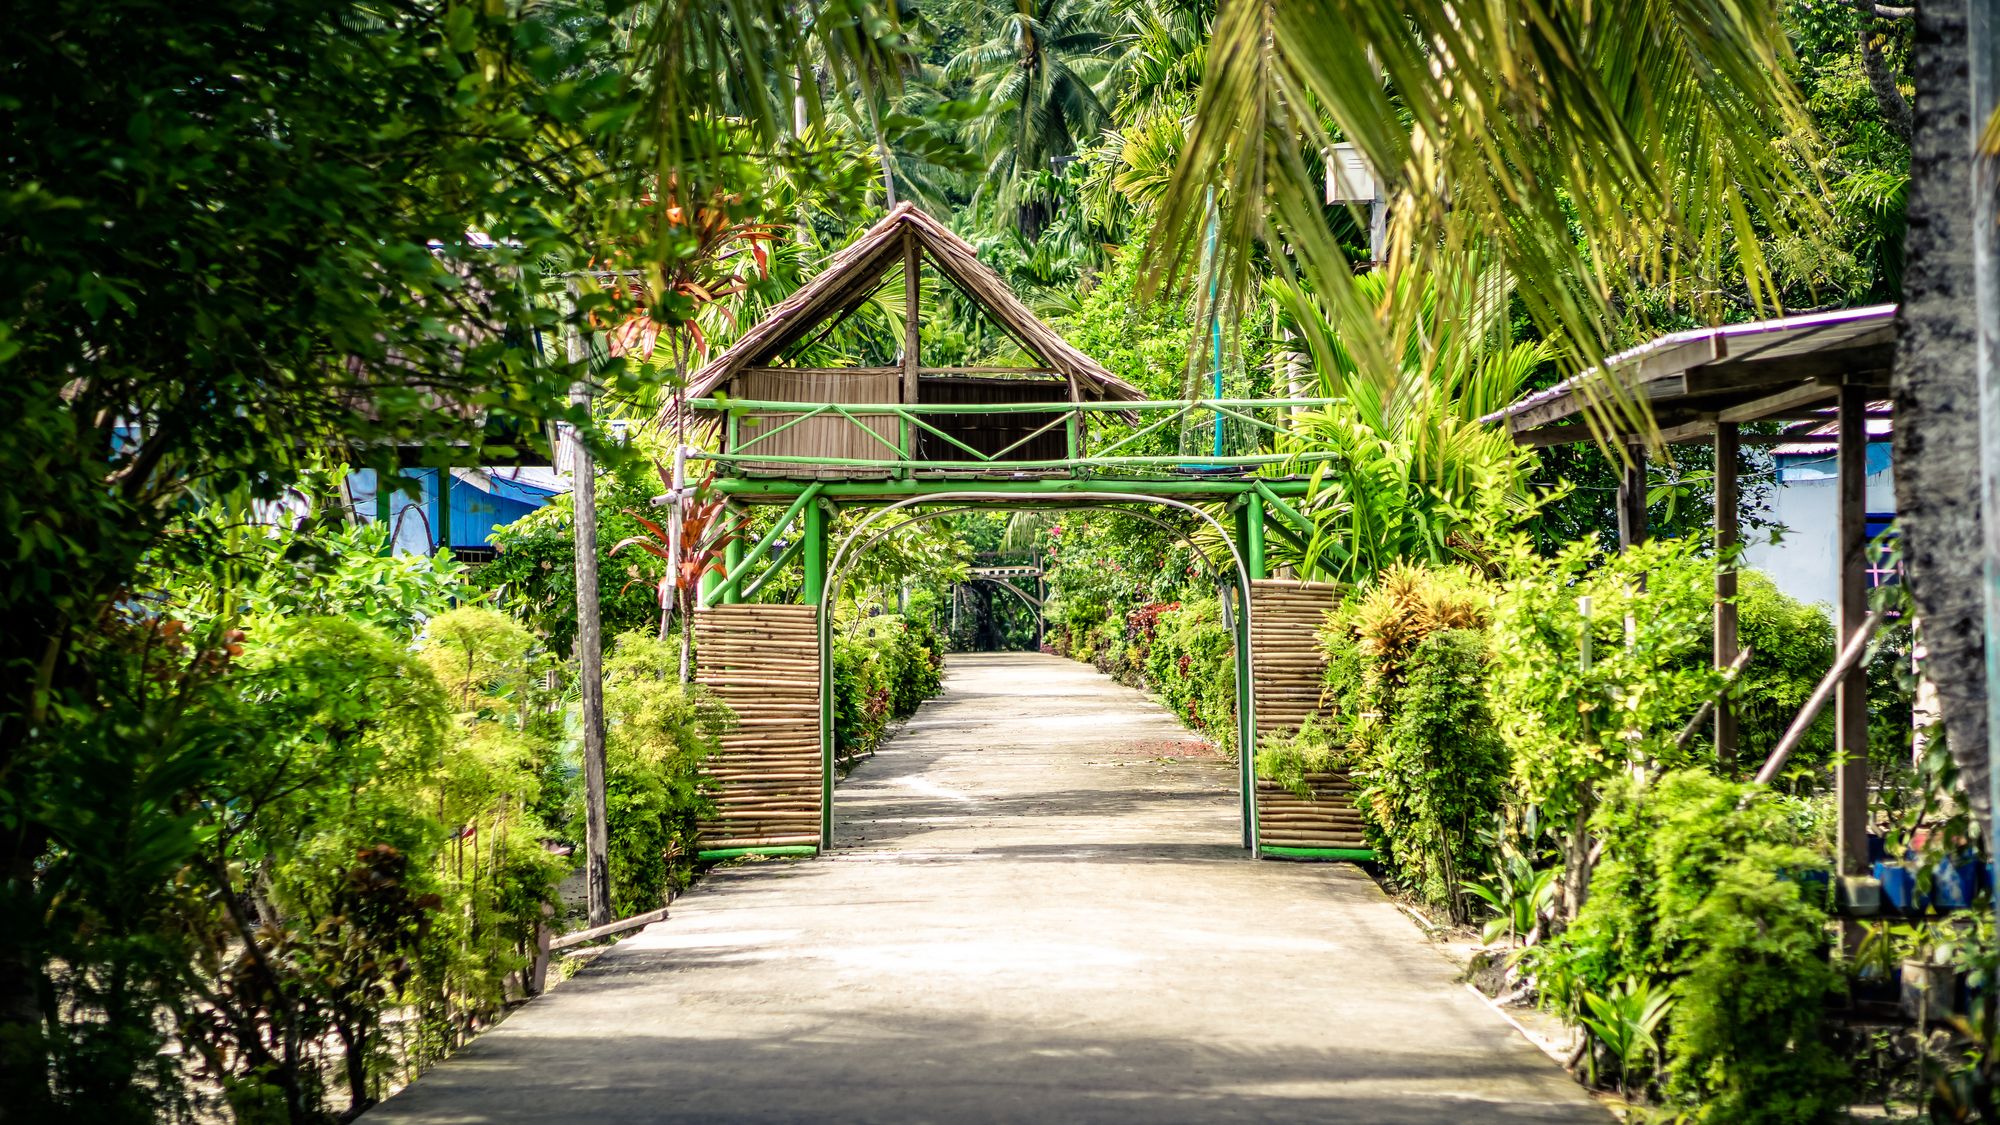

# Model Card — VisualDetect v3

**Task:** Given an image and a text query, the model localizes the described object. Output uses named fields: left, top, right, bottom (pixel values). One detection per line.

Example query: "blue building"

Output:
left=346, top=467, right=565, bottom=558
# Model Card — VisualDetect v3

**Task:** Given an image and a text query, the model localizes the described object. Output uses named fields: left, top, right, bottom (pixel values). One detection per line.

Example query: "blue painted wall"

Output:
left=350, top=469, right=561, bottom=553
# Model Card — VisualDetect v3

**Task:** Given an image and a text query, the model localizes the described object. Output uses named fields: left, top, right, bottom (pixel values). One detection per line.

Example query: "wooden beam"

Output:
left=1617, top=442, right=1648, bottom=549
left=547, top=907, right=672, bottom=952
left=1679, top=342, right=1895, bottom=395
left=902, top=232, right=920, bottom=406
left=918, top=366, right=1062, bottom=376
left=742, top=366, right=901, bottom=378
left=1715, top=379, right=1839, bottom=424
left=1714, top=422, right=1740, bottom=774
left=1835, top=384, right=1870, bottom=938
left=1659, top=416, right=1718, bottom=445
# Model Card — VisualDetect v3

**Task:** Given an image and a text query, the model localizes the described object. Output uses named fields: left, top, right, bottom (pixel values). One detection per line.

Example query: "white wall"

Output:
left=1739, top=452, right=1894, bottom=610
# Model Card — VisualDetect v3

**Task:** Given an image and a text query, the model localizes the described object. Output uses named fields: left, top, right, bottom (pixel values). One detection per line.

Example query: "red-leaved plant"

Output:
left=611, top=463, right=741, bottom=678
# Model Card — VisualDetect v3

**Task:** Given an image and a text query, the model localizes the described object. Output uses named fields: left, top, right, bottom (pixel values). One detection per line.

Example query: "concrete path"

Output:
left=370, top=653, right=1604, bottom=1124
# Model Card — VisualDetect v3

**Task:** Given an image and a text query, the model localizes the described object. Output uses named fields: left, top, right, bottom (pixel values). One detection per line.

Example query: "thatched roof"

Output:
left=679, top=203, right=1142, bottom=403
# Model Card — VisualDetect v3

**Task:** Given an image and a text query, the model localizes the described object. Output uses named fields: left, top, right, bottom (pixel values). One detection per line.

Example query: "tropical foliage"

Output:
left=4, top=0, right=1976, bottom=1118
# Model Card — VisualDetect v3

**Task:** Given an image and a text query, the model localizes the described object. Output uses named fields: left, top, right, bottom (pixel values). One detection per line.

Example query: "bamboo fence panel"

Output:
left=1249, top=579, right=1340, bottom=735
left=694, top=604, right=821, bottom=852
left=914, top=375, right=1069, bottom=463
left=1248, top=580, right=1366, bottom=851
left=733, top=368, right=902, bottom=478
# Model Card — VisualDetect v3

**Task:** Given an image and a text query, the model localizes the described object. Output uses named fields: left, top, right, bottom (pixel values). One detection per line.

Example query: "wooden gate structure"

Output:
left=691, top=605, right=822, bottom=857
left=670, top=203, right=1372, bottom=862
left=1249, top=580, right=1370, bottom=858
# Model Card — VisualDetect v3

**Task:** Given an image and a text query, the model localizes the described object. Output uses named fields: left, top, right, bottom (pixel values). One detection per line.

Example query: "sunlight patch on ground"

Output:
left=885, top=776, right=975, bottom=802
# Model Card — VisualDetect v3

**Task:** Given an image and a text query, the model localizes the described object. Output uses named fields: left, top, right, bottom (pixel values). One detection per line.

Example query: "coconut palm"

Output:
left=1149, top=0, right=1821, bottom=408
left=946, top=0, right=1128, bottom=236
left=1152, top=0, right=1991, bottom=824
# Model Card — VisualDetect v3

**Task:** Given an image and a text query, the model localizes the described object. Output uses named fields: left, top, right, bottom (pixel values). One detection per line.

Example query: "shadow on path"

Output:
left=367, top=653, right=1604, bottom=1124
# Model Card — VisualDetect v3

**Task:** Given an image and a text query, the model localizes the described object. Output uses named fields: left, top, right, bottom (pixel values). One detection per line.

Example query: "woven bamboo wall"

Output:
left=1247, top=579, right=1365, bottom=851
left=1248, top=579, right=1340, bottom=735
left=693, top=604, right=822, bottom=851
left=1256, top=774, right=1367, bottom=850
left=732, top=368, right=901, bottom=478
left=915, top=375, right=1068, bottom=463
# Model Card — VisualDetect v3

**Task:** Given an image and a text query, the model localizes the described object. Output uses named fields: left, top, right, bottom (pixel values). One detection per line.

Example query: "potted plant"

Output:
left=1894, top=920, right=1960, bottom=1023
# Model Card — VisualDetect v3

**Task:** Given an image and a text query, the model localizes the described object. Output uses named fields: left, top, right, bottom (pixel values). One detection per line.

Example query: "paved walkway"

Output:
left=370, top=653, right=1603, bottom=1123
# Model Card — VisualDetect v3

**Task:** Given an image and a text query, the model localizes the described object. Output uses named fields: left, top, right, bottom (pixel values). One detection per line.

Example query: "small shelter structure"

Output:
left=1482, top=304, right=1898, bottom=914
left=679, top=202, right=1142, bottom=478
left=673, top=204, right=1364, bottom=862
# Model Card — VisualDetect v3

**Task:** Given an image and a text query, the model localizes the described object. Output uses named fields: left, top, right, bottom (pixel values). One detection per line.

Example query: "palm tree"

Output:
left=1153, top=0, right=1991, bottom=825
left=1149, top=0, right=1818, bottom=405
left=946, top=0, right=1126, bottom=237
left=1888, top=3, right=1985, bottom=825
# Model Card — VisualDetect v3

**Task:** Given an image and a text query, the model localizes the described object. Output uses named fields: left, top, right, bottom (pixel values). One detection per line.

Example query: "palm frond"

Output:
left=1150, top=0, right=1825, bottom=450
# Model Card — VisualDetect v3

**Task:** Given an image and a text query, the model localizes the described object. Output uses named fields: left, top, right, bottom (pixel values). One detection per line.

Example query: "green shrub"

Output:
left=1533, top=770, right=1843, bottom=1119
left=832, top=630, right=891, bottom=761
left=1488, top=536, right=1727, bottom=906
left=595, top=630, right=729, bottom=915
left=1142, top=597, right=1238, bottom=754
left=1308, top=564, right=1505, bottom=921
left=195, top=612, right=572, bottom=1112
left=1731, top=572, right=1835, bottom=766
left=829, top=613, right=948, bottom=762
left=479, top=457, right=671, bottom=654
left=1369, top=629, right=1508, bottom=920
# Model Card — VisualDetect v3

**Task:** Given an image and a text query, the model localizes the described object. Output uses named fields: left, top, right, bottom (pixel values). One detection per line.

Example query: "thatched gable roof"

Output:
left=680, top=203, right=1141, bottom=402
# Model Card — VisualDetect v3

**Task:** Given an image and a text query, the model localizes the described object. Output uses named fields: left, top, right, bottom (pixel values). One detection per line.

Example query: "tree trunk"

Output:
left=1893, top=1, right=1986, bottom=827
left=1857, top=1, right=1916, bottom=143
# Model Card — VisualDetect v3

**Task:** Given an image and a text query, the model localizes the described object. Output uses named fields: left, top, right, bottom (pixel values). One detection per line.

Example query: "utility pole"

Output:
left=566, top=293, right=611, bottom=928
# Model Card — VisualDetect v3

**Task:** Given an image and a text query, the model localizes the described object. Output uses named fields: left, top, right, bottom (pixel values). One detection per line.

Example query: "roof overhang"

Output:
left=1481, top=305, right=1897, bottom=446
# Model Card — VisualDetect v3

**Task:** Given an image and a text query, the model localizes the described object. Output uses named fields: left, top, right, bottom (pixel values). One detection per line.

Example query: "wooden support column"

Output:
left=567, top=310, right=611, bottom=929
left=899, top=233, right=920, bottom=476
left=1617, top=442, right=1648, bottom=548
left=1835, top=384, right=1870, bottom=893
left=375, top=469, right=393, bottom=556
left=1714, top=423, right=1740, bottom=773
left=433, top=468, right=452, bottom=556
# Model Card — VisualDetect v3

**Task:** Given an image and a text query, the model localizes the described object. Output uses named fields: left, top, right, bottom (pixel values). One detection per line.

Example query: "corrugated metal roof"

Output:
left=1770, top=400, right=1893, bottom=457
left=1481, top=304, right=1897, bottom=429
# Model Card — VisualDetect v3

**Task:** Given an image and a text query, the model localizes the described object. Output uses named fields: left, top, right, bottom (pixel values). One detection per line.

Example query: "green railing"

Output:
left=686, top=396, right=1344, bottom=474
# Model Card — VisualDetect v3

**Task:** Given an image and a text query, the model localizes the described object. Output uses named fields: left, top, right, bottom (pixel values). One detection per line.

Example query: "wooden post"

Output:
left=1835, top=384, right=1870, bottom=911
left=1714, top=423, right=1740, bottom=773
left=1617, top=441, right=1648, bottom=548
left=901, top=234, right=920, bottom=404
left=568, top=310, right=612, bottom=929
left=375, top=469, right=393, bottom=555
left=899, top=233, right=920, bottom=479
